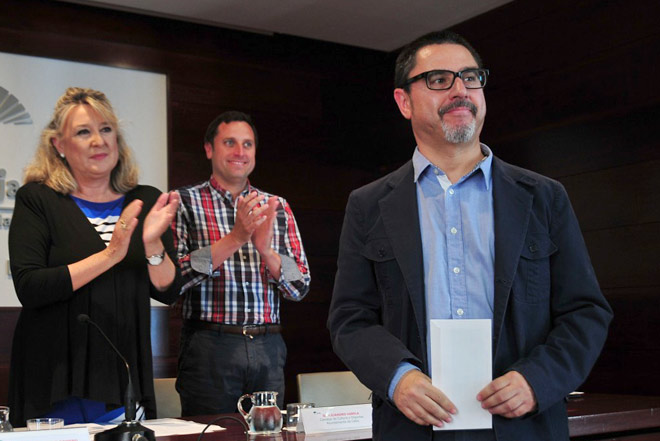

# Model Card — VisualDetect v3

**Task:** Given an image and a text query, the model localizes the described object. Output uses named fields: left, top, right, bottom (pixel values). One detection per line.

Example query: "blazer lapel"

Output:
left=378, top=163, right=427, bottom=350
left=492, top=158, right=534, bottom=348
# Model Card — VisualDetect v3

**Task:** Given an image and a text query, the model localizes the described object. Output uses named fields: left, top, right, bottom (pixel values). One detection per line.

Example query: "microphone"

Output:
left=78, top=314, right=136, bottom=421
left=78, top=314, right=155, bottom=441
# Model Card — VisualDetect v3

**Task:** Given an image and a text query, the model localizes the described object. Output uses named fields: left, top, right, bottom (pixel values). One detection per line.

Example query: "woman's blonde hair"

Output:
left=24, top=87, right=139, bottom=194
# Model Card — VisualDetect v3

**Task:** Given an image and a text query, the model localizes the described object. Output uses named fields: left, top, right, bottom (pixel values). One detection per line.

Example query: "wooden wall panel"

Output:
left=583, top=287, right=660, bottom=394
left=561, top=160, right=660, bottom=232
left=585, top=225, right=660, bottom=288
left=479, top=101, right=660, bottom=185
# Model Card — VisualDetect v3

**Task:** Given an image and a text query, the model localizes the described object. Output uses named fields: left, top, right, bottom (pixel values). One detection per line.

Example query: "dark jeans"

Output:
left=176, top=326, right=287, bottom=416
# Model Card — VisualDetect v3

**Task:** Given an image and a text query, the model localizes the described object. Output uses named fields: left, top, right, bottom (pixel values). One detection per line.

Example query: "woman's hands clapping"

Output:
left=143, top=191, right=180, bottom=250
left=103, top=191, right=180, bottom=266
left=67, top=192, right=180, bottom=292
left=105, top=199, right=143, bottom=265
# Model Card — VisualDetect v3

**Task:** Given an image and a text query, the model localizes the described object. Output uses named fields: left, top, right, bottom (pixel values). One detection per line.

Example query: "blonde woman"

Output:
left=8, top=87, right=181, bottom=426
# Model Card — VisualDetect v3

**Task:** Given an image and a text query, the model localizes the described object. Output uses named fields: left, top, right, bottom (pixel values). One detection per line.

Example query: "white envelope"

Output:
left=430, top=319, right=492, bottom=430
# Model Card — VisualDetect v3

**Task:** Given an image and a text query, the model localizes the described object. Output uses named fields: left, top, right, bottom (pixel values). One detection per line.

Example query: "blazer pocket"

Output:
left=362, top=238, right=394, bottom=262
left=361, top=238, right=397, bottom=303
left=515, top=234, right=558, bottom=303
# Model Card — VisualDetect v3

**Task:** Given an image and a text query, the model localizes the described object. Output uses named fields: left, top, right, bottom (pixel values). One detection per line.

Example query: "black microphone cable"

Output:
left=77, top=313, right=137, bottom=422
left=196, top=415, right=248, bottom=441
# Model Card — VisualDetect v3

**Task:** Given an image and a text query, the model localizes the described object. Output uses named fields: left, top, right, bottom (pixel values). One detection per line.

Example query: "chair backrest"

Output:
left=297, top=371, right=371, bottom=407
left=153, top=377, right=181, bottom=418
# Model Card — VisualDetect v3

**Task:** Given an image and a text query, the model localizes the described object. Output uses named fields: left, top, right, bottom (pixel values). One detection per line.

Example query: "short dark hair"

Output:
left=394, top=30, right=483, bottom=90
left=204, top=110, right=258, bottom=146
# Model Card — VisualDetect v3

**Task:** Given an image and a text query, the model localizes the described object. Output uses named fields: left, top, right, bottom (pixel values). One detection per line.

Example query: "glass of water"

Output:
left=0, top=406, right=13, bottom=432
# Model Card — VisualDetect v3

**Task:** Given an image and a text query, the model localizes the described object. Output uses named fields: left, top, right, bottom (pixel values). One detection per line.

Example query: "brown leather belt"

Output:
left=185, top=320, right=281, bottom=336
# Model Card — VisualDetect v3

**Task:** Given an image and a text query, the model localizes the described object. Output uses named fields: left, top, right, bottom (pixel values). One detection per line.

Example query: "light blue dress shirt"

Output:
left=388, top=145, right=495, bottom=396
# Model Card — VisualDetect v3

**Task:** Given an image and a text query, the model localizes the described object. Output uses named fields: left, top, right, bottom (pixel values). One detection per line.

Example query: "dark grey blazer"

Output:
left=328, top=157, right=612, bottom=441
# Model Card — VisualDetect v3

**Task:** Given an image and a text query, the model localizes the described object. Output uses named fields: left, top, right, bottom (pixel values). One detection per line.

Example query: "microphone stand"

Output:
left=78, top=314, right=155, bottom=441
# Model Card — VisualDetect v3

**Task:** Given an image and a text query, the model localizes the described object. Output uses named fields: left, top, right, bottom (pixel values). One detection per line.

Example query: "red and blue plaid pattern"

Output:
left=173, top=176, right=310, bottom=325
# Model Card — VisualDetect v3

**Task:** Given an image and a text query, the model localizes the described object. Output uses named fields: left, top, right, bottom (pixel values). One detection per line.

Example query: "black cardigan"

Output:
left=8, top=182, right=182, bottom=425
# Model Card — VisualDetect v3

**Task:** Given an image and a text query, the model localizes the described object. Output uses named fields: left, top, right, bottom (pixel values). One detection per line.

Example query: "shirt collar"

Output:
left=209, top=176, right=253, bottom=202
left=412, top=144, right=493, bottom=190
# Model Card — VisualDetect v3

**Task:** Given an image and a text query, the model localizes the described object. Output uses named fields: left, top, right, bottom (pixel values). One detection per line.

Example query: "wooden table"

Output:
left=155, top=414, right=369, bottom=441
left=156, top=394, right=660, bottom=440
left=568, top=393, right=660, bottom=440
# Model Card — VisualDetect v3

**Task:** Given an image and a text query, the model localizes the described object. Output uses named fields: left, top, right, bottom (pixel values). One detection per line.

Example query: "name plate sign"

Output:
left=300, top=404, right=372, bottom=434
left=0, top=428, right=89, bottom=441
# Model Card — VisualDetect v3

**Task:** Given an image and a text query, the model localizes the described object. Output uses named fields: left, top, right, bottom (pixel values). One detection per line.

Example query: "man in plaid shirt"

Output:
left=172, top=111, right=310, bottom=415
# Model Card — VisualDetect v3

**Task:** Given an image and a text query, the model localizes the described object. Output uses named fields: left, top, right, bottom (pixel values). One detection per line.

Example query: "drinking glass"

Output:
left=0, top=406, right=13, bottom=432
left=26, top=418, right=64, bottom=430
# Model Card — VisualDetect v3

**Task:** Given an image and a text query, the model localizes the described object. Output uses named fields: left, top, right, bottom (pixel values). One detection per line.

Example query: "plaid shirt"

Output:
left=173, top=177, right=310, bottom=324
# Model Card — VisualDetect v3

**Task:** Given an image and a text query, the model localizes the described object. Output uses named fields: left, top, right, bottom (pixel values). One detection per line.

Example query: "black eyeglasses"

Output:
left=401, top=68, right=489, bottom=90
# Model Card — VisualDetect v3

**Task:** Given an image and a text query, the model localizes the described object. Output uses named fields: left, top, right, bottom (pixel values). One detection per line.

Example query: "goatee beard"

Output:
left=438, top=99, right=478, bottom=144
left=441, top=119, right=476, bottom=144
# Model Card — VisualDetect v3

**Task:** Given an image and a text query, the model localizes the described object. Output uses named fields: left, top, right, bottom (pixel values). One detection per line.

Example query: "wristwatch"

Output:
left=146, top=250, right=165, bottom=266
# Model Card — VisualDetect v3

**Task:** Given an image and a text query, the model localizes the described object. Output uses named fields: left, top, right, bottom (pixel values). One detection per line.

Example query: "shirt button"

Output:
left=433, top=168, right=440, bottom=175
left=453, top=267, right=460, bottom=274
left=456, top=308, right=464, bottom=316
left=448, top=188, right=455, bottom=195
left=450, top=227, right=458, bottom=234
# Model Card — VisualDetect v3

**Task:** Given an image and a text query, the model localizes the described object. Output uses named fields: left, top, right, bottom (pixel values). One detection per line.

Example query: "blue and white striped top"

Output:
left=71, top=195, right=125, bottom=246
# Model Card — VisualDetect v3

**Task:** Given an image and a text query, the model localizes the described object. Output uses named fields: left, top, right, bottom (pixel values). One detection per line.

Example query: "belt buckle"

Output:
left=242, top=324, right=257, bottom=339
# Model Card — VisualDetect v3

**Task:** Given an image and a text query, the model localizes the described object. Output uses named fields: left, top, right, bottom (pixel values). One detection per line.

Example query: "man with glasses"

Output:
left=328, top=31, right=612, bottom=440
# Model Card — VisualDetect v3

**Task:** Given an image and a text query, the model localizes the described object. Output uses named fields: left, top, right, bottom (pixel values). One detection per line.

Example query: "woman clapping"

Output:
left=8, top=87, right=182, bottom=425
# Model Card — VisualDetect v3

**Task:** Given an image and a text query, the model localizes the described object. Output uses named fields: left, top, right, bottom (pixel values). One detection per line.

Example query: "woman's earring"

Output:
left=59, top=152, right=65, bottom=159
